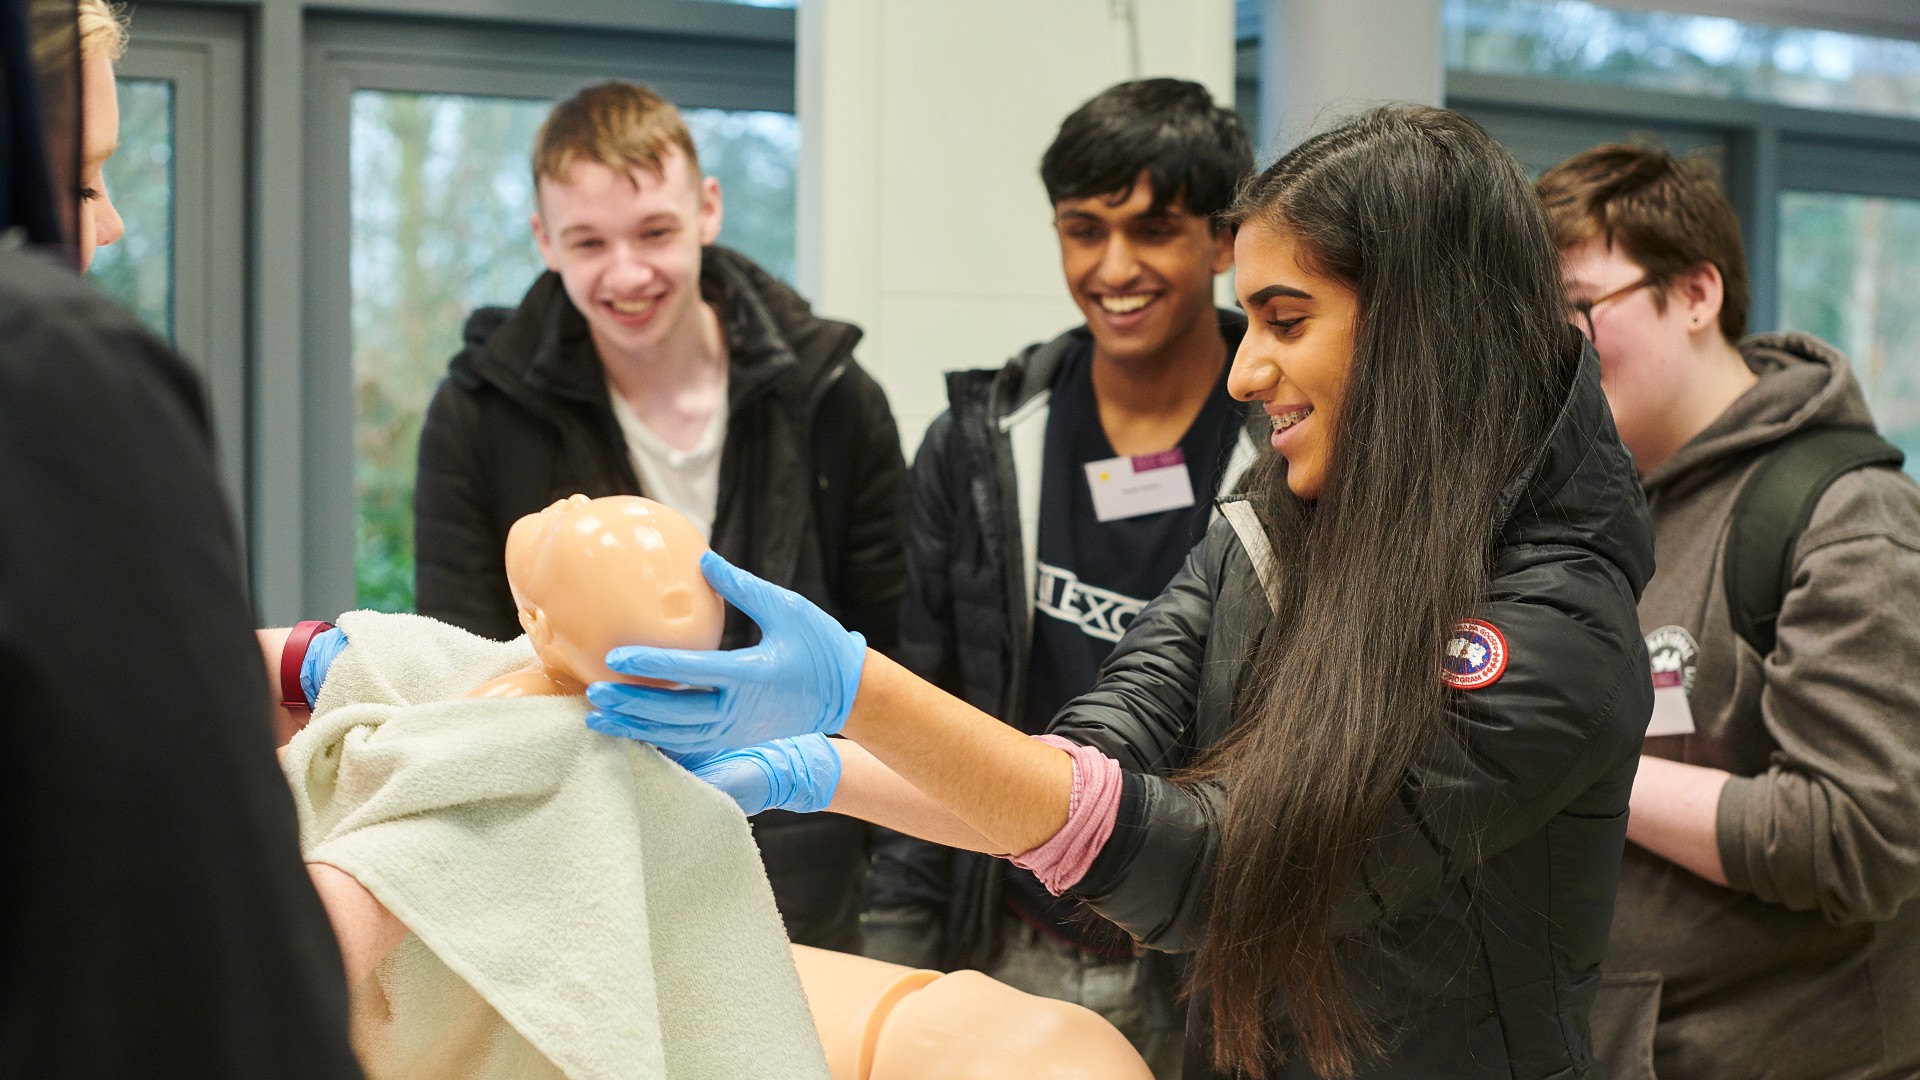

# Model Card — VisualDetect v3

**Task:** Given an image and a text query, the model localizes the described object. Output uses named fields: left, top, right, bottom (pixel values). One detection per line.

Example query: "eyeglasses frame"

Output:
left=1570, top=274, right=1658, bottom=345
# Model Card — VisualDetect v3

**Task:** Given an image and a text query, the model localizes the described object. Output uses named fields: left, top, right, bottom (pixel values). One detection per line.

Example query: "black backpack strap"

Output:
left=1724, top=427, right=1904, bottom=656
left=810, top=362, right=856, bottom=602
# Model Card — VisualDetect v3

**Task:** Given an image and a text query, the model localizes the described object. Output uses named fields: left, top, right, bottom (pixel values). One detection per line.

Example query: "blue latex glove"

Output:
left=299, top=626, right=349, bottom=710
left=656, top=734, right=842, bottom=817
left=584, top=551, right=867, bottom=754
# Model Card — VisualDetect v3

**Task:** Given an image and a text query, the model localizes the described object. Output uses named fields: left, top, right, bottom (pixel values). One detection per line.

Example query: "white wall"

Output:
left=1257, top=0, right=1443, bottom=161
left=797, top=0, right=1236, bottom=456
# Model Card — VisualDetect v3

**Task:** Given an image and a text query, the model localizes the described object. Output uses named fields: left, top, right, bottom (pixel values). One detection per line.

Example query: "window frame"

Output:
left=1231, top=1, right=1920, bottom=336
left=111, top=6, right=249, bottom=529
left=121, top=0, right=795, bottom=623
left=296, top=13, right=794, bottom=618
left=1445, top=70, right=1920, bottom=334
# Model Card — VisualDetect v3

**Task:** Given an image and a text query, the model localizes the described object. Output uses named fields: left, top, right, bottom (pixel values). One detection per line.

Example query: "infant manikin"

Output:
left=290, top=494, right=1149, bottom=1079
left=471, top=492, right=726, bottom=699
left=283, top=493, right=826, bottom=1080
left=481, top=496, right=1151, bottom=1078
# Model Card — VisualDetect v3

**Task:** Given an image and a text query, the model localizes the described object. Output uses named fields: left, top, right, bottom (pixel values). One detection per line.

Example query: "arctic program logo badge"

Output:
left=1442, top=618, right=1509, bottom=691
left=1645, top=625, right=1699, bottom=693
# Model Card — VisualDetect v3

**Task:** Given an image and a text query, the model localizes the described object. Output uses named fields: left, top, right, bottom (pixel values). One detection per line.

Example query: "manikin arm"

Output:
left=789, top=945, right=1153, bottom=1080
left=307, top=863, right=409, bottom=986
left=259, top=629, right=410, bottom=982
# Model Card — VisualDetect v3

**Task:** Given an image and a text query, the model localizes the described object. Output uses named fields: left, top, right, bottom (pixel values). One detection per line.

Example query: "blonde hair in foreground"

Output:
left=77, top=0, right=128, bottom=61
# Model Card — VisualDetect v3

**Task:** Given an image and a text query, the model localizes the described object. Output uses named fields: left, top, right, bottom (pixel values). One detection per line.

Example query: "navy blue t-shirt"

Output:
left=1006, top=334, right=1245, bottom=950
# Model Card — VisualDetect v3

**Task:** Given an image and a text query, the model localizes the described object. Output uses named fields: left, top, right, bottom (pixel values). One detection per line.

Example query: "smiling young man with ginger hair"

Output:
left=1539, top=143, right=1920, bottom=1080
left=413, top=81, right=907, bottom=953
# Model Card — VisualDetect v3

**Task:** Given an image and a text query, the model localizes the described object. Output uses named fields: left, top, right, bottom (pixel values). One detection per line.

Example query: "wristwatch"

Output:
left=279, top=619, right=336, bottom=716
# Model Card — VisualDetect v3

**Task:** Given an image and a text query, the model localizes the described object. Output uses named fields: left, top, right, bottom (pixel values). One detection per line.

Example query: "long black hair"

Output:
left=1192, top=106, right=1572, bottom=1078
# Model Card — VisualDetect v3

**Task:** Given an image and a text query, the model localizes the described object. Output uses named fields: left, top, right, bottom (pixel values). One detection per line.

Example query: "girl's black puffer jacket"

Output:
left=1056, top=345, right=1656, bottom=1080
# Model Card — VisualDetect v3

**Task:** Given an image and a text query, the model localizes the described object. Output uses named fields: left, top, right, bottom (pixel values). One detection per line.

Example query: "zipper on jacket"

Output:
left=806, top=357, right=850, bottom=415
left=988, top=373, right=1032, bottom=724
left=949, top=363, right=1036, bottom=973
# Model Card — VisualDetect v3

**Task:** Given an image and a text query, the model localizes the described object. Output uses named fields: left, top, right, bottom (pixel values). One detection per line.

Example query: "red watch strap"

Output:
left=280, top=620, right=335, bottom=712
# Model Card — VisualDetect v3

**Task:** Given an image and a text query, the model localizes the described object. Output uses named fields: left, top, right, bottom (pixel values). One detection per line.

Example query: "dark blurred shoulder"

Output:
left=0, top=246, right=211, bottom=431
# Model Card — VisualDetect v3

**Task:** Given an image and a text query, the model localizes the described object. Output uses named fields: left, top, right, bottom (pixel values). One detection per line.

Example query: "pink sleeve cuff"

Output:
left=1007, top=734, right=1124, bottom=896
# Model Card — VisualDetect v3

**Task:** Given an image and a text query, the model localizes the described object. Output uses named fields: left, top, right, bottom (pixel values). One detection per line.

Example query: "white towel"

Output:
left=281, top=611, right=830, bottom=1080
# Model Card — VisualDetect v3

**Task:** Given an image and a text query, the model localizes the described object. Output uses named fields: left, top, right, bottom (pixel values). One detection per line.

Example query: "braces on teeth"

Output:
left=1272, top=408, right=1311, bottom=432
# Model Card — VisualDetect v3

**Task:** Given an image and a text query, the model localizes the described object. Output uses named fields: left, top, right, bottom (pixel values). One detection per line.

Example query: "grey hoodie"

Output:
left=1604, top=333, right=1920, bottom=1080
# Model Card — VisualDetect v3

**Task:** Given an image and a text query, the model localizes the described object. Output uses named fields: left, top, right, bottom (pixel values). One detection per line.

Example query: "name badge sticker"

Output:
left=1647, top=684, right=1697, bottom=738
left=1085, top=449, right=1197, bottom=523
left=1644, top=626, right=1699, bottom=737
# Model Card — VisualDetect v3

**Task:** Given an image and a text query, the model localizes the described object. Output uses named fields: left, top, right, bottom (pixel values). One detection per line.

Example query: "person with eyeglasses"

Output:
left=1538, top=143, right=1920, bottom=1080
left=1566, top=274, right=1652, bottom=348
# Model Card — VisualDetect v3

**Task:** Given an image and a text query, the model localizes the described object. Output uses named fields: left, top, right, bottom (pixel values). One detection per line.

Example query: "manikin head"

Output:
left=1041, top=78, right=1250, bottom=370
left=529, top=82, right=723, bottom=370
left=504, top=494, right=724, bottom=689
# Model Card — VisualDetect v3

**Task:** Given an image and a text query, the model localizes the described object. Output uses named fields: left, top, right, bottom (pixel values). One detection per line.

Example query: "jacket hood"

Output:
left=449, top=245, right=859, bottom=415
left=1640, top=331, right=1879, bottom=498
left=1496, top=335, right=1656, bottom=597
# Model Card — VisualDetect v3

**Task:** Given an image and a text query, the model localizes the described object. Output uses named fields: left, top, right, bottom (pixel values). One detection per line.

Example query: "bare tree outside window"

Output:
left=90, top=77, right=174, bottom=341
left=1446, top=0, right=1920, bottom=122
left=1780, top=193, right=1920, bottom=468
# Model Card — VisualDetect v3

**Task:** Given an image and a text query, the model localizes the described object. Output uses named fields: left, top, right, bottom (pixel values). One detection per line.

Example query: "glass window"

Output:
left=684, top=109, right=801, bottom=282
left=1779, top=191, right=1920, bottom=469
left=350, top=90, right=800, bottom=611
left=89, top=77, right=174, bottom=340
left=1446, top=0, right=1920, bottom=122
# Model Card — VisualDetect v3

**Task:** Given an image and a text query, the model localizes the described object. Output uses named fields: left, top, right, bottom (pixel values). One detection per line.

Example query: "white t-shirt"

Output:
left=605, top=382, right=726, bottom=539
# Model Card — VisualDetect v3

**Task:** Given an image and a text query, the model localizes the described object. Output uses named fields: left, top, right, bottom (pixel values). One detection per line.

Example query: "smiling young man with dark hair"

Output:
left=862, top=78, right=1258, bottom=1076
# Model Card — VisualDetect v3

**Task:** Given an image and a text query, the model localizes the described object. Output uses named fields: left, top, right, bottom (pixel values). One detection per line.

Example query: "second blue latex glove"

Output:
left=648, top=734, right=842, bottom=817
left=585, top=551, right=866, bottom=754
left=300, top=625, right=349, bottom=710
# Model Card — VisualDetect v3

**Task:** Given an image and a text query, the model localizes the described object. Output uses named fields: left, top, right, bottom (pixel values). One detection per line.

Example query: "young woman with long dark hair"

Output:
left=586, top=105, right=1655, bottom=1079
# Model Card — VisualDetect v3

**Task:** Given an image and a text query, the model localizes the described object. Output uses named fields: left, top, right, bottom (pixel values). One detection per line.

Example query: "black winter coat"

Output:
left=412, top=246, right=908, bottom=951
left=1054, top=344, right=1656, bottom=1078
left=0, top=250, right=364, bottom=1078
left=868, top=312, right=1258, bottom=975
